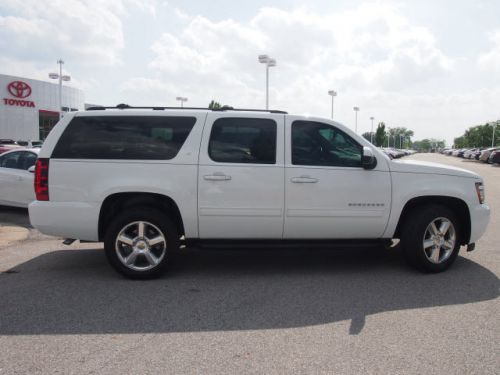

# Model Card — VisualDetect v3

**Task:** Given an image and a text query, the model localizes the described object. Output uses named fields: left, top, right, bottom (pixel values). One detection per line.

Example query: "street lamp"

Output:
left=176, top=96, right=188, bottom=108
left=258, top=54, right=277, bottom=110
left=48, top=59, right=70, bottom=118
left=328, top=90, right=337, bottom=119
left=491, top=121, right=499, bottom=147
left=353, top=107, right=359, bottom=133
left=370, top=116, right=375, bottom=144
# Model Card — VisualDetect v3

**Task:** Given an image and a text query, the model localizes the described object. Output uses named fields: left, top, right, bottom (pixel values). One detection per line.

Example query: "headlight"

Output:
left=475, top=182, right=485, bottom=204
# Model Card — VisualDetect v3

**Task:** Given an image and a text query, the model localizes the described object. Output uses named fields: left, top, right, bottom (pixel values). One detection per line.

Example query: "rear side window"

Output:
left=52, top=116, right=196, bottom=160
left=208, top=118, right=277, bottom=164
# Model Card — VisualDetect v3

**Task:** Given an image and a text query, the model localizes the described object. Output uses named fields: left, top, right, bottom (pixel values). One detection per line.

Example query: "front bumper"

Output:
left=468, top=203, right=491, bottom=244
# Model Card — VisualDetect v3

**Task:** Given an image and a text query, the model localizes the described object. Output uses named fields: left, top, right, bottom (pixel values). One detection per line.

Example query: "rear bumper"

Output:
left=468, top=203, right=490, bottom=244
left=29, top=201, right=100, bottom=241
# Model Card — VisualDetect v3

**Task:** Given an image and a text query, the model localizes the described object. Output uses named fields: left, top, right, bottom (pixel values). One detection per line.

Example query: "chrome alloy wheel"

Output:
left=115, top=221, right=167, bottom=271
left=422, top=217, right=456, bottom=264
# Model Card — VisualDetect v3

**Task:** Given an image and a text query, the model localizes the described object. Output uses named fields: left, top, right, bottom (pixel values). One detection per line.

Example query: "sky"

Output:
left=1, top=0, right=499, bottom=145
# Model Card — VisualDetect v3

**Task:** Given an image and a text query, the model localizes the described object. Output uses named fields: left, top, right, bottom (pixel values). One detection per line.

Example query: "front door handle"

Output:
left=204, top=173, right=231, bottom=181
left=291, top=176, right=318, bottom=183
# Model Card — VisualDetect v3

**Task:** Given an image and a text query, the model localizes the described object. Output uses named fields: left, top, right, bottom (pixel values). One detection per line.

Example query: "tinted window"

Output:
left=0, top=152, right=22, bottom=169
left=208, top=118, right=277, bottom=164
left=20, top=152, right=38, bottom=170
left=52, top=116, right=196, bottom=160
left=292, top=121, right=362, bottom=167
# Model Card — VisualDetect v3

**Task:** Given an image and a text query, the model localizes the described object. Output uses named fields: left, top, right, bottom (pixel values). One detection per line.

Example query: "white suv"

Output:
left=29, top=106, right=490, bottom=278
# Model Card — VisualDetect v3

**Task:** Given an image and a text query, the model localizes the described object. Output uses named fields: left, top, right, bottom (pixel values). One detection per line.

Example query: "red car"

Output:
left=0, top=139, right=22, bottom=154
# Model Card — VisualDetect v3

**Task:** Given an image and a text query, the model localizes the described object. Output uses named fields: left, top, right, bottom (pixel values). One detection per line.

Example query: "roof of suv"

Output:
left=85, top=104, right=288, bottom=114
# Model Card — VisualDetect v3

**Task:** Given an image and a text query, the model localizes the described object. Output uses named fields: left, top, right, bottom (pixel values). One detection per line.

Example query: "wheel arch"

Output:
left=98, top=192, right=185, bottom=241
left=394, top=196, right=471, bottom=245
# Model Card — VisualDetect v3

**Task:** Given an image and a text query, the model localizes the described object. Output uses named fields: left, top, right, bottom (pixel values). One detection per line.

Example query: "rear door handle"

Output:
left=291, top=176, right=318, bottom=183
left=204, top=173, right=231, bottom=181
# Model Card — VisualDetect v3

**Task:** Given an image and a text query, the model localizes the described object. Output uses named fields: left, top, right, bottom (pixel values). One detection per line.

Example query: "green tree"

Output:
left=387, top=127, right=414, bottom=148
left=453, top=136, right=467, bottom=148
left=453, top=120, right=500, bottom=148
left=208, top=100, right=222, bottom=109
left=374, top=122, right=387, bottom=147
left=413, top=138, right=445, bottom=152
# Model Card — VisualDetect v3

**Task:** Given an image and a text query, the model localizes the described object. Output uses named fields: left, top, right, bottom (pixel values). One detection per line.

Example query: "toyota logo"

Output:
left=7, top=81, right=32, bottom=99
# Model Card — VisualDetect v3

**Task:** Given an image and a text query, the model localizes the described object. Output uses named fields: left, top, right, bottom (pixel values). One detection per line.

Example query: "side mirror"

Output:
left=28, top=165, right=35, bottom=173
left=362, top=147, right=377, bottom=170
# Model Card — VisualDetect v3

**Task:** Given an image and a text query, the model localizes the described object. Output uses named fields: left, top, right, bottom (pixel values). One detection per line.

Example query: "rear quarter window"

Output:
left=51, top=116, right=196, bottom=160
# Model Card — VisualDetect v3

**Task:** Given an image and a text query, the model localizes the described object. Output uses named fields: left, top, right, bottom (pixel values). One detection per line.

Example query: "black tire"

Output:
left=400, top=205, right=461, bottom=273
left=104, top=207, right=179, bottom=279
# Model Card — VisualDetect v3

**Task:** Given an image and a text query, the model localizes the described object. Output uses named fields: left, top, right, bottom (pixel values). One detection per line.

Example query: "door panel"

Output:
left=284, top=116, right=391, bottom=239
left=198, top=113, right=285, bottom=239
left=0, top=151, right=35, bottom=206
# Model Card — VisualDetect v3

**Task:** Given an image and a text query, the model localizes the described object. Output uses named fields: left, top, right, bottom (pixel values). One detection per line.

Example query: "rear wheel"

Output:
left=104, top=208, right=178, bottom=279
left=400, top=205, right=461, bottom=273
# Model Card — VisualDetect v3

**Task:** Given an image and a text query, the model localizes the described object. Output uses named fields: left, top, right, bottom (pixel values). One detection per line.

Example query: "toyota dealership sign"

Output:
left=3, top=80, right=36, bottom=107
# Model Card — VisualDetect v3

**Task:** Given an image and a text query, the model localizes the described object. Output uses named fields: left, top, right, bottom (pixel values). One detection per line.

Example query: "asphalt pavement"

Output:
left=0, top=153, right=498, bottom=374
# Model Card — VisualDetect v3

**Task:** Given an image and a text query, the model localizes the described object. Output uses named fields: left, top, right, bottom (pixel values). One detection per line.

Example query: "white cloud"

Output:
left=126, top=2, right=461, bottom=138
left=0, top=0, right=158, bottom=65
left=147, top=3, right=453, bottom=95
left=2, top=1, right=494, bottom=145
left=478, top=30, right=500, bottom=74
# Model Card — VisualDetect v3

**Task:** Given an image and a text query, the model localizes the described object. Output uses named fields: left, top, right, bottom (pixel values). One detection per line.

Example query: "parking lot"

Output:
left=0, top=153, right=498, bottom=374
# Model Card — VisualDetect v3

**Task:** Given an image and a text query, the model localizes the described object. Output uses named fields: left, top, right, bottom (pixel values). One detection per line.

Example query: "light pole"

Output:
left=328, top=90, right=337, bottom=119
left=258, top=54, right=277, bottom=110
left=370, top=116, right=375, bottom=144
left=353, top=106, right=359, bottom=133
left=49, top=59, right=70, bottom=118
left=176, top=96, right=188, bottom=108
left=492, top=121, right=499, bottom=147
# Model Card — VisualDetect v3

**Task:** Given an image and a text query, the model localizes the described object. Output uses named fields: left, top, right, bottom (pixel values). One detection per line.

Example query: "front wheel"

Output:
left=400, top=205, right=461, bottom=273
left=104, top=208, right=179, bottom=279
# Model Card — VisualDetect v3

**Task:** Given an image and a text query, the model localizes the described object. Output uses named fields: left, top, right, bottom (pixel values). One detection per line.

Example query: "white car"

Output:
left=29, top=106, right=490, bottom=278
left=0, top=148, right=39, bottom=207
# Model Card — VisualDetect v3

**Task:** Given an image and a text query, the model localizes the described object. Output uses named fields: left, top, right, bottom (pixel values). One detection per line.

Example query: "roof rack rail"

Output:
left=86, top=104, right=287, bottom=114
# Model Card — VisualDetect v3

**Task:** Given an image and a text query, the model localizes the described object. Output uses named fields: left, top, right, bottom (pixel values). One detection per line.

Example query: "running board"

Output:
left=185, top=239, right=391, bottom=250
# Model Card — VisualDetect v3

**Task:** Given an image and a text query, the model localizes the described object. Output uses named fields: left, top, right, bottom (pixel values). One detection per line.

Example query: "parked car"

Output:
left=480, top=147, right=500, bottom=162
left=472, top=149, right=484, bottom=160
left=441, top=148, right=452, bottom=155
left=463, top=148, right=477, bottom=159
left=17, top=140, right=43, bottom=148
left=488, top=150, right=500, bottom=164
left=0, top=148, right=39, bottom=207
left=0, top=139, right=22, bottom=154
left=29, top=106, right=490, bottom=278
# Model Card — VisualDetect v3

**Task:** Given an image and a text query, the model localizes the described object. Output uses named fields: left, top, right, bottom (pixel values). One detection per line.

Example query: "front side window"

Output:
left=208, top=118, right=277, bottom=164
left=52, top=116, right=196, bottom=160
left=292, top=121, right=362, bottom=167
left=0, top=152, right=22, bottom=169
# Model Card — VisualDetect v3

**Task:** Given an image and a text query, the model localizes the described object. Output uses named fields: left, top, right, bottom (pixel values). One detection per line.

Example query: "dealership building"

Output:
left=0, top=74, right=85, bottom=141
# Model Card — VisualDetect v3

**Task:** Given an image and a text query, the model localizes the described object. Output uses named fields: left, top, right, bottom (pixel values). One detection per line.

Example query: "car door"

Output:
left=198, top=113, right=285, bottom=239
left=0, top=151, right=36, bottom=206
left=284, top=116, right=391, bottom=239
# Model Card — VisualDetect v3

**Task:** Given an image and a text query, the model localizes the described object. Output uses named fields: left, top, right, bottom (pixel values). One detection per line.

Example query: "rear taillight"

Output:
left=34, top=158, right=49, bottom=201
